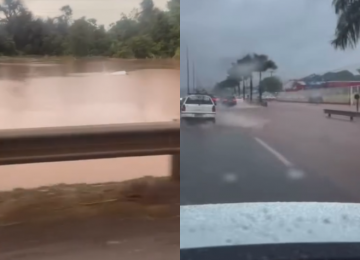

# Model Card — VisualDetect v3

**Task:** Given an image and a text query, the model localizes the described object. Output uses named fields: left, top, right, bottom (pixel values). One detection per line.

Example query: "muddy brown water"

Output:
left=0, top=59, right=180, bottom=191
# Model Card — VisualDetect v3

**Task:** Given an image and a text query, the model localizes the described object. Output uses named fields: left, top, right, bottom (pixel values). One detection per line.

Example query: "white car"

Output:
left=262, top=92, right=276, bottom=101
left=180, top=94, right=216, bottom=123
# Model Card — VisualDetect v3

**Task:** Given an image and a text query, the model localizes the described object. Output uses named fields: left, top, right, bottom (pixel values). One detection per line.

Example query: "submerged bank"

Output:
left=0, top=176, right=179, bottom=259
left=0, top=176, right=179, bottom=226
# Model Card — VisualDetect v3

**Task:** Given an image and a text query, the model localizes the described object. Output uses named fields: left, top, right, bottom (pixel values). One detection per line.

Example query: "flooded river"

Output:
left=0, top=58, right=179, bottom=190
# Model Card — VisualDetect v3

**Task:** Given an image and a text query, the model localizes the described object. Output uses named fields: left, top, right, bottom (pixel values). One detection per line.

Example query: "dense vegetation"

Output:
left=214, top=53, right=279, bottom=101
left=0, top=0, right=179, bottom=58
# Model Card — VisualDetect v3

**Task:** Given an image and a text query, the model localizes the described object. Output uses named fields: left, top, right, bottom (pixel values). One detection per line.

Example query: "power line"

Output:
left=192, top=60, right=196, bottom=92
left=186, top=45, right=190, bottom=94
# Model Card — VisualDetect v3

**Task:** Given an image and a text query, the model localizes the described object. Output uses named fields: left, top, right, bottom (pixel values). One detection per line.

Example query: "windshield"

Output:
left=180, top=0, right=360, bottom=255
left=185, top=95, right=214, bottom=105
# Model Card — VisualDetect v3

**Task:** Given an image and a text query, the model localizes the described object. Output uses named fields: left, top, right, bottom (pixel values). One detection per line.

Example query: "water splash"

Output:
left=286, top=168, right=306, bottom=180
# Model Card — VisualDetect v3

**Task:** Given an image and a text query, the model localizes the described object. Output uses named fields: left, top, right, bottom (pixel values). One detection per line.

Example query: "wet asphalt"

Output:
left=180, top=103, right=358, bottom=205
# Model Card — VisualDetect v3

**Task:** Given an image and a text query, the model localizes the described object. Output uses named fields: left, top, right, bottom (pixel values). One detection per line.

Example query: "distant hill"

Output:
left=301, top=70, right=360, bottom=82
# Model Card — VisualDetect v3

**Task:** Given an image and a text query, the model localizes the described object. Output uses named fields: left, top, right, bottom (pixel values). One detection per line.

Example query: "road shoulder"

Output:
left=0, top=177, right=179, bottom=259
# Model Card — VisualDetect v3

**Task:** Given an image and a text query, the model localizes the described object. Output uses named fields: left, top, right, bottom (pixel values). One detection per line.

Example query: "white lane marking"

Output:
left=254, top=137, right=293, bottom=167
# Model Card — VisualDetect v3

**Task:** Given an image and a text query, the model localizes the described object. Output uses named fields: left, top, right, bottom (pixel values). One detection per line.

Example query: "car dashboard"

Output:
left=181, top=242, right=360, bottom=260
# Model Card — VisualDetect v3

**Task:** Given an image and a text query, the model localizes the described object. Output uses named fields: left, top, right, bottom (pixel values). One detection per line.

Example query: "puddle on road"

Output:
left=216, top=113, right=269, bottom=129
left=214, top=102, right=270, bottom=129
left=286, top=168, right=306, bottom=180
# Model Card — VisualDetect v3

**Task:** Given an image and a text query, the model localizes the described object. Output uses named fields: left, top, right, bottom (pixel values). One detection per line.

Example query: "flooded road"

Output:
left=0, top=58, right=179, bottom=190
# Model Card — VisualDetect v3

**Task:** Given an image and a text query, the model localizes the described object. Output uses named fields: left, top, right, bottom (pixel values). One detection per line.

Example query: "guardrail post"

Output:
left=171, top=154, right=180, bottom=181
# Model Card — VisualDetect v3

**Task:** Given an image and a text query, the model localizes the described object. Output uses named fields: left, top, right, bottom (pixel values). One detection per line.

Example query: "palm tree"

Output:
left=215, top=77, right=238, bottom=95
left=236, top=54, right=256, bottom=100
left=254, top=54, right=277, bottom=101
left=227, top=54, right=278, bottom=101
left=227, top=62, right=242, bottom=95
left=332, top=0, right=360, bottom=49
left=242, top=75, right=249, bottom=99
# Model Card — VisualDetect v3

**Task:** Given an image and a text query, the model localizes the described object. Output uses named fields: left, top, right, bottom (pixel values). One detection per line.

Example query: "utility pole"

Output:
left=186, top=46, right=190, bottom=95
left=192, top=61, right=196, bottom=92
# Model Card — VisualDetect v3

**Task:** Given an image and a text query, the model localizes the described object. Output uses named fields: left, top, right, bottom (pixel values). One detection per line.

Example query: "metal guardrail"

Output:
left=0, top=122, right=180, bottom=180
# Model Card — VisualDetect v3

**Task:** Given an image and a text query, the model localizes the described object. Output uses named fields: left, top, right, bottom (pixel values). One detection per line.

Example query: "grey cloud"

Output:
left=181, top=0, right=360, bottom=89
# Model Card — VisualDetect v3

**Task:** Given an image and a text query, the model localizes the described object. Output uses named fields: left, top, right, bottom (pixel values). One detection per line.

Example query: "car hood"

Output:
left=180, top=202, right=360, bottom=249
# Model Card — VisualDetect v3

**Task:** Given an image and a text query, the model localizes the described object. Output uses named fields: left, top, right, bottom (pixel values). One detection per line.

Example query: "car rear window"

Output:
left=185, top=95, right=214, bottom=105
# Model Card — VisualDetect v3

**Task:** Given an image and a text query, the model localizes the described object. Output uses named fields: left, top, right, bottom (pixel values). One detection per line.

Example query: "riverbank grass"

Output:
left=0, top=176, right=179, bottom=226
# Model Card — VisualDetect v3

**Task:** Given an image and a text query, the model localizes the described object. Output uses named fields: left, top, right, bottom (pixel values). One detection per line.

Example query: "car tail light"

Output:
left=212, top=105, right=216, bottom=112
left=181, top=105, right=186, bottom=111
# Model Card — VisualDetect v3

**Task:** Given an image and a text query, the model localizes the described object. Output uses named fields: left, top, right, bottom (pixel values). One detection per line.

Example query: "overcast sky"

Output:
left=25, top=0, right=168, bottom=26
left=181, top=0, right=360, bottom=88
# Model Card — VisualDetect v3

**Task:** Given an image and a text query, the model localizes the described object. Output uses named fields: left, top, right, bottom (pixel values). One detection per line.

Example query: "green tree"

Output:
left=138, top=0, right=155, bottom=25
left=167, top=0, right=179, bottom=53
left=0, top=24, right=16, bottom=54
left=332, top=0, right=360, bottom=49
left=0, top=0, right=179, bottom=58
left=259, top=76, right=283, bottom=93
left=68, top=18, right=94, bottom=56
